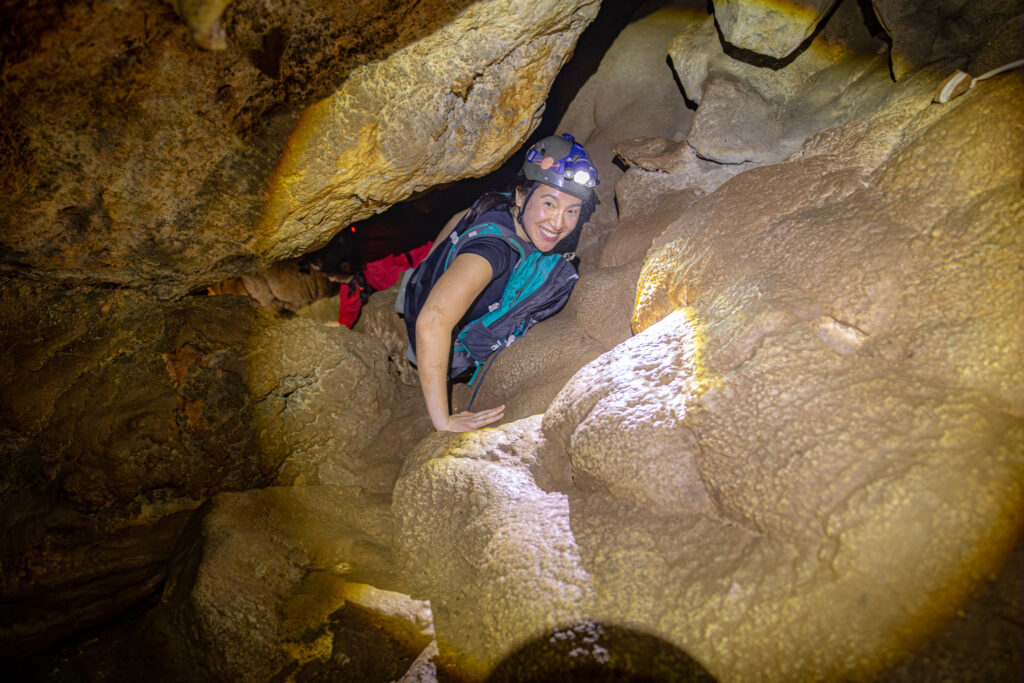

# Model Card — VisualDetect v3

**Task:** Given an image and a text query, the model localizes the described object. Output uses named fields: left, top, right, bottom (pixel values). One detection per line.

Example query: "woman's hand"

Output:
left=415, top=253, right=496, bottom=433
left=438, top=405, right=505, bottom=432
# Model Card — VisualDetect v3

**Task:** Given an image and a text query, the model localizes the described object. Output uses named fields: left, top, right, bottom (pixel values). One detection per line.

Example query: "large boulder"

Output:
left=256, top=0, right=601, bottom=262
left=712, top=0, right=839, bottom=59
left=0, top=0, right=598, bottom=296
left=387, top=69, right=1024, bottom=681
left=149, top=485, right=417, bottom=681
left=670, top=2, right=892, bottom=165
left=392, top=418, right=594, bottom=680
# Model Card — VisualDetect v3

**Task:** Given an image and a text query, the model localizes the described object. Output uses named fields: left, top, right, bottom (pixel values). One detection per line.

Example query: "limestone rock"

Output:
left=872, top=0, right=1022, bottom=80
left=353, top=284, right=420, bottom=387
left=618, top=73, right=1021, bottom=679
left=1, top=0, right=592, bottom=297
left=150, top=485, right=409, bottom=681
left=543, top=309, right=714, bottom=518
left=0, top=284, right=273, bottom=655
left=247, top=317, right=398, bottom=488
left=260, top=0, right=602, bottom=263
left=392, top=418, right=594, bottom=679
left=713, top=0, right=840, bottom=59
left=669, top=5, right=894, bottom=165
left=383, top=46, right=1024, bottom=683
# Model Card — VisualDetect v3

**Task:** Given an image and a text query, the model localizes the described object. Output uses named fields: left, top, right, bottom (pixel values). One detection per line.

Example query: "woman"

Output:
left=401, top=133, right=599, bottom=432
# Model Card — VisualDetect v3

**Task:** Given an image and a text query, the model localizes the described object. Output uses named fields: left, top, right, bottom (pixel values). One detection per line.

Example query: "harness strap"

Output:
left=466, top=348, right=502, bottom=411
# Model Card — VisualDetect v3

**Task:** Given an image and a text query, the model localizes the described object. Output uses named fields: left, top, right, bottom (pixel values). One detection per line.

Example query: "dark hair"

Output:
left=464, top=172, right=598, bottom=257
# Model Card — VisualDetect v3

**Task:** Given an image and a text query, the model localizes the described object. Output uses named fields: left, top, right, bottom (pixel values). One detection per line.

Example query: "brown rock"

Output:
left=872, top=0, right=1022, bottom=80
left=2, top=0, right=590, bottom=296
left=247, top=316, right=399, bottom=488
left=0, top=283, right=273, bottom=655
left=382, top=58, right=1024, bottom=683
left=669, top=5, right=893, bottom=166
left=713, top=0, right=839, bottom=59
left=392, top=418, right=593, bottom=680
left=150, top=485, right=409, bottom=680
left=260, top=0, right=602, bottom=263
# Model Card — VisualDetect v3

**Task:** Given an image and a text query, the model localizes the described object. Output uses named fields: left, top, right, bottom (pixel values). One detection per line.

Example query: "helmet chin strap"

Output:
left=515, top=182, right=539, bottom=248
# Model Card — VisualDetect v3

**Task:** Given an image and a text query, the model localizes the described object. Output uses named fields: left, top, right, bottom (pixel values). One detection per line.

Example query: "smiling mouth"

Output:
left=538, top=225, right=560, bottom=241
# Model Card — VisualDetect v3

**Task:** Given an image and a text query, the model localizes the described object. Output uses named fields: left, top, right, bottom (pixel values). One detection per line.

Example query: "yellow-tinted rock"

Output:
left=258, top=0, right=601, bottom=261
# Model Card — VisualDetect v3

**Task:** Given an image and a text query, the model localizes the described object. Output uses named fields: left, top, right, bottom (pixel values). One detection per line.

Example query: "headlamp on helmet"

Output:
left=522, top=133, right=599, bottom=201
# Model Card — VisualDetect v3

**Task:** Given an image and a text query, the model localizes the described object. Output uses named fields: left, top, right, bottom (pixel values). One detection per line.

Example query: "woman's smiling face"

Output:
left=515, top=184, right=582, bottom=251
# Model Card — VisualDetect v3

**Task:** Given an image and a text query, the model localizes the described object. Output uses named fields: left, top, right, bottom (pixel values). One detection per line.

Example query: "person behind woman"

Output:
left=400, top=133, right=599, bottom=432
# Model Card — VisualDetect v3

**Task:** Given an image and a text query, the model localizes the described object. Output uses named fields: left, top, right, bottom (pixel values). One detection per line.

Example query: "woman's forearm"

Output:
left=416, top=312, right=455, bottom=430
left=413, top=252, right=495, bottom=431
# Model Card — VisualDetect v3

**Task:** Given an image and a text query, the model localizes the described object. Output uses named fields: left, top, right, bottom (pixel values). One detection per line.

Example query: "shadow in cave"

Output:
left=485, top=622, right=717, bottom=683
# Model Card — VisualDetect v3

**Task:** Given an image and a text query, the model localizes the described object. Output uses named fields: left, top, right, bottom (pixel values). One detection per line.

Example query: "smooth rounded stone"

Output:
left=459, top=313, right=608, bottom=427
left=542, top=309, right=714, bottom=518
left=391, top=418, right=594, bottom=680
left=670, top=6, right=893, bottom=166
left=713, top=0, right=839, bottom=59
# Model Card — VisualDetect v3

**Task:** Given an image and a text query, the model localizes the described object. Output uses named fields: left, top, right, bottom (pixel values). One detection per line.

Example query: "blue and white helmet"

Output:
left=522, top=133, right=599, bottom=202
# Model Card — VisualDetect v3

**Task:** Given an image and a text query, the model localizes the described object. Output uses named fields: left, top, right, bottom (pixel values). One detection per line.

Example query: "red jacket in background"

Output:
left=338, top=241, right=432, bottom=328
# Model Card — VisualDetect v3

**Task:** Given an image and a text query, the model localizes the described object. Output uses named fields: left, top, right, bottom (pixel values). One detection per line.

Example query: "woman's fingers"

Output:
left=446, top=405, right=505, bottom=432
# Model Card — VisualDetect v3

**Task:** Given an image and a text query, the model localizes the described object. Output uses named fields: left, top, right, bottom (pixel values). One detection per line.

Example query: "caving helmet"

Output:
left=521, top=133, right=599, bottom=202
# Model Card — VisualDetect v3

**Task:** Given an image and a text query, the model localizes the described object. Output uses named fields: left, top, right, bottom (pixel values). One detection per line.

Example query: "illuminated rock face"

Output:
left=670, top=2, right=892, bottom=165
left=0, top=0, right=595, bottom=297
left=394, top=74, right=1024, bottom=681
left=713, top=0, right=839, bottom=59
left=259, top=0, right=601, bottom=263
left=3, top=0, right=1023, bottom=679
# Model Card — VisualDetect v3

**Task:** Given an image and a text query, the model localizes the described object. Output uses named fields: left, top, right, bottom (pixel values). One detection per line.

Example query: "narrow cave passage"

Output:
left=2, top=0, right=1022, bottom=681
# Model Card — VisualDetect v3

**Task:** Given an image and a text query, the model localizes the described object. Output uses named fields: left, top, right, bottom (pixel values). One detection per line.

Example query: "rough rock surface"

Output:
left=385, top=64, right=1024, bottom=683
left=0, top=0, right=595, bottom=296
left=4, top=0, right=1023, bottom=679
left=872, top=0, right=1022, bottom=80
left=149, top=485, right=414, bottom=681
left=392, top=418, right=594, bottom=680
left=249, top=316, right=398, bottom=488
left=0, top=286, right=269, bottom=655
left=713, top=0, right=839, bottom=59
left=0, top=284, right=408, bottom=655
left=261, top=0, right=601, bottom=263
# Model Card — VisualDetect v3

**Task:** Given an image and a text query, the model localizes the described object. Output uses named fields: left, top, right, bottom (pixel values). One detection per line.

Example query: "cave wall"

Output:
left=2, top=0, right=1023, bottom=678
left=0, top=0, right=601, bottom=658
